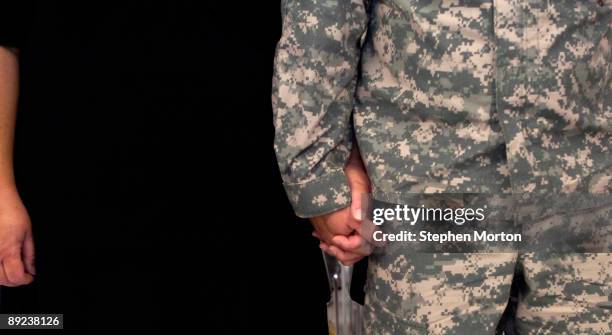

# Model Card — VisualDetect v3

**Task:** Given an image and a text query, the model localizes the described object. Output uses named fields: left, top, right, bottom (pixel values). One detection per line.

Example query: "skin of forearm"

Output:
left=0, top=47, right=19, bottom=192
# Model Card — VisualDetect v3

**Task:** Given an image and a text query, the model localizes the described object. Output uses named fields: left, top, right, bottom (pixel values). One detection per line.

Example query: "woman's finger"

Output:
left=0, top=261, right=17, bottom=287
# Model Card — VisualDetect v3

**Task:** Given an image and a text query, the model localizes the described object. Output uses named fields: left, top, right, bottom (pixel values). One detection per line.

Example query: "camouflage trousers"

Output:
left=364, top=252, right=612, bottom=334
left=365, top=195, right=612, bottom=335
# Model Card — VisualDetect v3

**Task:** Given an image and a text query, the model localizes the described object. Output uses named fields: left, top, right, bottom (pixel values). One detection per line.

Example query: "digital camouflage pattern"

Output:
left=359, top=193, right=611, bottom=333
left=273, top=0, right=369, bottom=217
left=273, top=0, right=611, bottom=214
left=272, top=0, right=611, bottom=333
left=514, top=252, right=611, bottom=334
left=364, top=250, right=612, bottom=334
left=364, top=252, right=517, bottom=334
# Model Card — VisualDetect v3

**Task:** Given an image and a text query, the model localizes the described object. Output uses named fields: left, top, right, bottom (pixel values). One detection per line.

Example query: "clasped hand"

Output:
left=311, top=147, right=374, bottom=266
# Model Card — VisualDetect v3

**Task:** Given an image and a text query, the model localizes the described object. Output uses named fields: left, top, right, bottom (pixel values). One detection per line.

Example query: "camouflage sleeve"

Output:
left=272, top=0, right=369, bottom=218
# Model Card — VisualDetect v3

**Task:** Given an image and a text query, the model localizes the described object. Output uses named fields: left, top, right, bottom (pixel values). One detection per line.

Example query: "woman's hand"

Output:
left=0, top=187, right=35, bottom=286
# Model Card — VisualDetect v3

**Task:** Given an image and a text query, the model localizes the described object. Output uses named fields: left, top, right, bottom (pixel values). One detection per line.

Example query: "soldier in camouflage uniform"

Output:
left=272, top=0, right=611, bottom=333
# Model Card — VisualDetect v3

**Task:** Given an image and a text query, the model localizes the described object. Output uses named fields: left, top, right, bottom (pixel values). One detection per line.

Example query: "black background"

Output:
left=0, top=1, right=334, bottom=334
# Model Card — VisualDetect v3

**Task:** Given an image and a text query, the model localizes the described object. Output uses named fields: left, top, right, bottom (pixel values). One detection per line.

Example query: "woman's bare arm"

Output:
left=0, top=46, right=35, bottom=286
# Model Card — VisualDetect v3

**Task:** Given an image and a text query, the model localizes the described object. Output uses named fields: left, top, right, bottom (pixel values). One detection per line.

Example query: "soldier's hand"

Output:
left=0, top=188, right=35, bottom=286
left=312, top=208, right=366, bottom=266
left=312, top=146, right=373, bottom=266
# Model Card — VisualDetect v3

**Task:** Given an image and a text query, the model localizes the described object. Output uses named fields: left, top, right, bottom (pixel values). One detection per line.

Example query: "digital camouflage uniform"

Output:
left=272, top=0, right=611, bottom=333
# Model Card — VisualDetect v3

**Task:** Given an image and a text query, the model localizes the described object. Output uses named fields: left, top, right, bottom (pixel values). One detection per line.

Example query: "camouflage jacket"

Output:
left=272, top=0, right=611, bottom=218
